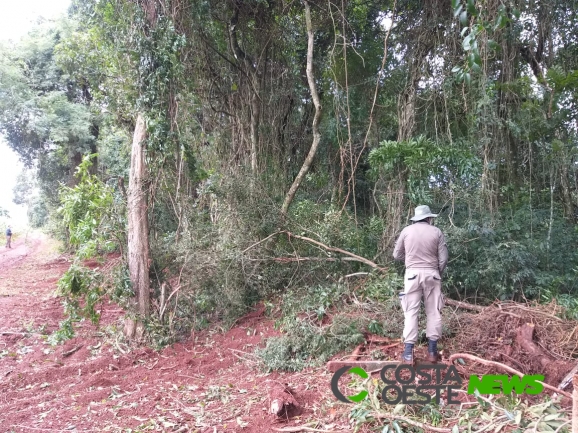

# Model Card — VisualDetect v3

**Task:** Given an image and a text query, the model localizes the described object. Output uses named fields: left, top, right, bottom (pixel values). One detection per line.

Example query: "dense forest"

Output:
left=1, top=0, right=577, bottom=353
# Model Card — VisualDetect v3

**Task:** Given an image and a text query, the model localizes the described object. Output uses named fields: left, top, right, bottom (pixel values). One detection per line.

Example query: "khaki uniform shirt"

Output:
left=393, top=222, right=449, bottom=273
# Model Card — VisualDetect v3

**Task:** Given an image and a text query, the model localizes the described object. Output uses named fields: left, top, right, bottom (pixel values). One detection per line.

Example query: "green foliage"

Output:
left=50, top=263, right=105, bottom=345
left=257, top=313, right=365, bottom=372
left=440, top=203, right=578, bottom=302
left=257, top=275, right=404, bottom=371
left=57, top=264, right=103, bottom=323
left=451, top=0, right=518, bottom=83
left=349, top=380, right=571, bottom=433
left=1, top=0, right=576, bottom=372
left=58, top=154, right=117, bottom=258
left=0, top=21, right=97, bottom=164
left=53, top=154, right=126, bottom=342
left=369, top=136, right=480, bottom=204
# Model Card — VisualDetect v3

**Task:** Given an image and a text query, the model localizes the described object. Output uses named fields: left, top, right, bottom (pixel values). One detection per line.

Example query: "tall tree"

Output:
left=281, top=0, right=322, bottom=216
left=125, top=114, right=150, bottom=339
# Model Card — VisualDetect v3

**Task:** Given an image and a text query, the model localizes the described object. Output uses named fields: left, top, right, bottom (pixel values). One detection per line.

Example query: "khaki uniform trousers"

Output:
left=399, top=268, right=445, bottom=344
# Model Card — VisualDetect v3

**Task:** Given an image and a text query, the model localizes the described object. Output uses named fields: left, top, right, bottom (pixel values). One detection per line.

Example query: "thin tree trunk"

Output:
left=397, top=34, right=433, bottom=142
left=125, top=113, right=150, bottom=340
left=561, top=162, right=575, bottom=221
left=397, top=87, right=416, bottom=142
left=281, top=0, right=322, bottom=216
left=229, top=2, right=261, bottom=177
left=250, top=88, right=260, bottom=174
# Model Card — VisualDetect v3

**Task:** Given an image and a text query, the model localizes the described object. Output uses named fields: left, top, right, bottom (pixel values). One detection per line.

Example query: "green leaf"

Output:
left=464, top=72, right=471, bottom=85
left=454, top=4, right=464, bottom=17
left=463, top=34, right=473, bottom=51
left=487, top=39, right=499, bottom=51
left=460, top=11, right=468, bottom=26
left=466, top=0, right=478, bottom=16
left=452, top=425, right=460, bottom=433
left=452, top=66, right=462, bottom=73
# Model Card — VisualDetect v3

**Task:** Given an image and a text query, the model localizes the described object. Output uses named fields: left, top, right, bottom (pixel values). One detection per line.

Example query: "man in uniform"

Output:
left=393, top=205, right=448, bottom=363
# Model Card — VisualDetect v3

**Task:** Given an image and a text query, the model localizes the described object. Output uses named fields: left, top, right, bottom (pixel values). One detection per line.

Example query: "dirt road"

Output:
left=0, top=235, right=338, bottom=433
left=0, top=232, right=42, bottom=272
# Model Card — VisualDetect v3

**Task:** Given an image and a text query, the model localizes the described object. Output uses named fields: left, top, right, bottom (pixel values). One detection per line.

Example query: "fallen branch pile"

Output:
left=445, top=299, right=577, bottom=385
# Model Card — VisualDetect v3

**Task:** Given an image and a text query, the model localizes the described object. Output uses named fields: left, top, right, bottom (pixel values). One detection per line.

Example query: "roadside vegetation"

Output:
left=0, top=0, right=577, bottom=431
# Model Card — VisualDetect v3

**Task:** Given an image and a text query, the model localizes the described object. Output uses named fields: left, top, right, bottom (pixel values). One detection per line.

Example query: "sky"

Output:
left=0, top=0, right=71, bottom=228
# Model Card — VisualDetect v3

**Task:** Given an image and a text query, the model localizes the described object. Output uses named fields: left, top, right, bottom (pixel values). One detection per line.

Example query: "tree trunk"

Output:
left=250, top=85, right=260, bottom=175
left=397, top=34, right=433, bottom=142
left=397, top=87, right=416, bottom=142
left=281, top=0, right=322, bottom=216
left=229, top=2, right=261, bottom=177
left=560, top=163, right=575, bottom=222
left=125, top=113, right=150, bottom=340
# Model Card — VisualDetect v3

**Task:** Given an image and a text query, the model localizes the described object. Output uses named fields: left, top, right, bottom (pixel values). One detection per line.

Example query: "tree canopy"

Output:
left=0, top=0, right=577, bottom=342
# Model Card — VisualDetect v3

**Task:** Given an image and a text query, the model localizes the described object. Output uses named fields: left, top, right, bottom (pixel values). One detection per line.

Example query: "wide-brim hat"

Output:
left=410, top=205, right=438, bottom=221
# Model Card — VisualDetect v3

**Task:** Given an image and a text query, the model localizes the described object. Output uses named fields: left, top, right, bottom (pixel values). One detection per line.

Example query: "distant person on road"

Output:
left=5, top=226, right=12, bottom=248
left=393, top=205, right=448, bottom=364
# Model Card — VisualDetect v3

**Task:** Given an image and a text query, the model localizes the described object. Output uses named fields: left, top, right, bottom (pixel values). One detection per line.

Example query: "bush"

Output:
left=439, top=204, right=578, bottom=302
left=257, top=315, right=365, bottom=371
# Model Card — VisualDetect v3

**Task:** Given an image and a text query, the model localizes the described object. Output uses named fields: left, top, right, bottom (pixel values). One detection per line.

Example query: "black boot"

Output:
left=427, top=339, right=438, bottom=363
left=401, top=343, right=414, bottom=363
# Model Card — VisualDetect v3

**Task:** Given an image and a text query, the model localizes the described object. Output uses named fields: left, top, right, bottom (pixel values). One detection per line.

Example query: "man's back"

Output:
left=393, top=222, right=448, bottom=272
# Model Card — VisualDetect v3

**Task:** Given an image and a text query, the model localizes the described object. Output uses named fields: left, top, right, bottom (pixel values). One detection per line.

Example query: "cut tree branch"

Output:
left=240, top=230, right=386, bottom=272
left=444, top=298, right=486, bottom=312
left=558, top=362, right=578, bottom=391
left=283, top=231, right=386, bottom=272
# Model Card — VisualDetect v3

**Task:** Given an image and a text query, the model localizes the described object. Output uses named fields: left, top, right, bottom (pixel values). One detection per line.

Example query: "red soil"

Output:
left=0, top=234, right=349, bottom=432
left=4, top=235, right=567, bottom=432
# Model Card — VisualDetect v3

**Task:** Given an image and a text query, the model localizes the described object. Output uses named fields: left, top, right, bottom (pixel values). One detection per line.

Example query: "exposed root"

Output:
left=445, top=300, right=578, bottom=378
left=269, top=385, right=301, bottom=418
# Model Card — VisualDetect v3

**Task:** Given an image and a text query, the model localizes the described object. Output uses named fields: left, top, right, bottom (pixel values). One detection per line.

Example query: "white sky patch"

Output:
left=0, top=140, right=27, bottom=227
left=0, top=0, right=71, bottom=228
left=0, top=0, right=71, bottom=41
